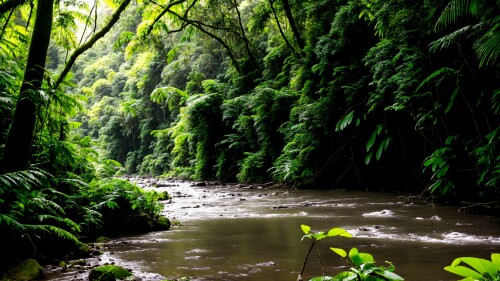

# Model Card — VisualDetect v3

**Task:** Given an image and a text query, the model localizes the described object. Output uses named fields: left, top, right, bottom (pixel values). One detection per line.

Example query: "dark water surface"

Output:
left=47, top=180, right=500, bottom=280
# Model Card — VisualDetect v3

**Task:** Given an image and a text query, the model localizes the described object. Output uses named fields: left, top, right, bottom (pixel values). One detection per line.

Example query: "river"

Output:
left=45, top=179, right=500, bottom=281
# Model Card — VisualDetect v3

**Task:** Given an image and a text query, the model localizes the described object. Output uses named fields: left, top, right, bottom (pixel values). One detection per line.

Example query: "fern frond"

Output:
left=33, top=215, right=79, bottom=232
left=24, top=224, right=79, bottom=242
left=0, top=168, right=49, bottom=194
left=0, top=214, right=27, bottom=233
left=29, top=197, right=65, bottom=215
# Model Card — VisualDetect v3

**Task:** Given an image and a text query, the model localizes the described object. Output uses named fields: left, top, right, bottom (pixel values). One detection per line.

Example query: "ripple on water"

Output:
left=185, top=255, right=202, bottom=260
left=442, top=232, right=500, bottom=244
left=186, top=248, right=210, bottom=254
left=362, top=209, right=395, bottom=217
left=350, top=229, right=500, bottom=245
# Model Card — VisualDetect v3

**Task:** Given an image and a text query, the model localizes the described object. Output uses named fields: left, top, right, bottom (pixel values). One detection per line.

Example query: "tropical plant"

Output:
left=0, top=167, right=84, bottom=271
left=299, top=224, right=404, bottom=281
left=431, top=0, right=500, bottom=68
left=445, top=253, right=500, bottom=281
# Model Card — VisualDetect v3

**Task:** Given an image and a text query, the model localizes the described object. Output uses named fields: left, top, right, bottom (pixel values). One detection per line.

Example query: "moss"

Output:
left=75, top=242, right=92, bottom=257
left=95, top=236, right=111, bottom=244
left=152, top=216, right=170, bottom=231
left=0, top=259, right=43, bottom=281
left=89, top=269, right=116, bottom=281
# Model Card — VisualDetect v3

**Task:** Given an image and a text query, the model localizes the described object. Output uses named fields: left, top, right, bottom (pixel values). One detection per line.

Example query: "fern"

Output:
left=0, top=168, right=49, bottom=195
left=0, top=214, right=27, bottom=233
left=24, top=224, right=79, bottom=243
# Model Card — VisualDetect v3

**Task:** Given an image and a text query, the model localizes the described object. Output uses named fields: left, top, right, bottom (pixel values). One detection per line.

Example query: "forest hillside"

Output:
left=70, top=0, right=498, bottom=201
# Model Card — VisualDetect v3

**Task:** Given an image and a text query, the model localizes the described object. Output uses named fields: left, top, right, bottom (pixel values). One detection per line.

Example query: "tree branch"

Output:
left=233, top=0, right=255, bottom=64
left=54, top=0, right=132, bottom=89
left=281, top=0, right=304, bottom=49
left=0, top=0, right=28, bottom=14
left=168, top=9, right=242, bottom=74
left=269, top=0, right=296, bottom=53
left=145, top=0, right=188, bottom=37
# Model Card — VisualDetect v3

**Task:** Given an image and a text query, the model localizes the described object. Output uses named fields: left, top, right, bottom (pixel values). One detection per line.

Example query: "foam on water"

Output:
left=362, top=209, right=395, bottom=217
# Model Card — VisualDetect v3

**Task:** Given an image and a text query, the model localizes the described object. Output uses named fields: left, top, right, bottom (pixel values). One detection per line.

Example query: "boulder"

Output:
left=0, top=259, right=43, bottom=281
left=89, top=269, right=116, bottom=281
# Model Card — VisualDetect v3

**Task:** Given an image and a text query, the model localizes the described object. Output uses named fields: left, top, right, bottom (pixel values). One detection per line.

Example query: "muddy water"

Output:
left=47, top=180, right=500, bottom=281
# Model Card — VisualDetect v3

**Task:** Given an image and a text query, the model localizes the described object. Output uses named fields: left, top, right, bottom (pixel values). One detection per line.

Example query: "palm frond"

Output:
left=473, top=18, right=500, bottom=67
left=430, top=24, right=476, bottom=52
left=435, top=0, right=486, bottom=31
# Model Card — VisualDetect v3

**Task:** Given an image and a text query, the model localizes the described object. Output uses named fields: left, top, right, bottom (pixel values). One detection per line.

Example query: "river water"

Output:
left=46, top=179, right=500, bottom=281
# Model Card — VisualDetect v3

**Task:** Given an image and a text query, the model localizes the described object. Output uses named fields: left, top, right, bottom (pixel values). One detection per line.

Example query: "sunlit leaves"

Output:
left=445, top=254, right=500, bottom=280
left=330, top=247, right=347, bottom=258
left=301, top=224, right=352, bottom=241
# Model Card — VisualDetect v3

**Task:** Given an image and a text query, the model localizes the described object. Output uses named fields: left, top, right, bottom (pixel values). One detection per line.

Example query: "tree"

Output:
left=3, top=0, right=54, bottom=171
left=2, top=0, right=132, bottom=171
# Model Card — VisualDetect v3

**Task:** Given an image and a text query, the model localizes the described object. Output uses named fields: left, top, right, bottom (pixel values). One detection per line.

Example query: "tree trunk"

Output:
left=3, top=0, right=54, bottom=171
left=280, top=0, right=304, bottom=50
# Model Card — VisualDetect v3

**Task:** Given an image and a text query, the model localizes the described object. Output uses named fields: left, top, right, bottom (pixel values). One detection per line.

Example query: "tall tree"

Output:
left=2, top=0, right=132, bottom=171
left=3, top=0, right=54, bottom=171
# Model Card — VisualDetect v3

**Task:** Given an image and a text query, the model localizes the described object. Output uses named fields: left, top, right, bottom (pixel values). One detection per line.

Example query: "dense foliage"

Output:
left=0, top=0, right=168, bottom=273
left=66, top=0, right=498, bottom=201
left=0, top=0, right=498, bottom=272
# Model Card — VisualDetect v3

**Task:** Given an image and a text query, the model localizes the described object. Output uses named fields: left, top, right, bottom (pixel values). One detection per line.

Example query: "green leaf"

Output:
left=332, top=271, right=357, bottom=280
left=453, top=257, right=498, bottom=277
left=366, top=131, right=377, bottom=152
left=380, top=270, right=405, bottom=280
left=444, top=265, right=482, bottom=279
left=167, top=45, right=180, bottom=64
left=415, top=67, right=457, bottom=93
left=445, top=88, right=459, bottom=114
left=365, top=151, right=373, bottom=165
left=349, top=248, right=362, bottom=266
left=94, top=265, right=133, bottom=279
left=336, top=111, right=354, bottom=132
left=327, top=228, right=353, bottom=238
left=330, top=247, right=347, bottom=258
left=358, top=253, right=375, bottom=264
left=301, top=224, right=311, bottom=234
left=314, top=232, right=328, bottom=240
left=376, top=142, right=384, bottom=161
left=491, top=253, right=500, bottom=268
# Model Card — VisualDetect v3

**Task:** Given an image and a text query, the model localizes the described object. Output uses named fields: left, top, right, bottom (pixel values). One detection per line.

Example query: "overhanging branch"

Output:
left=54, top=0, right=132, bottom=89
